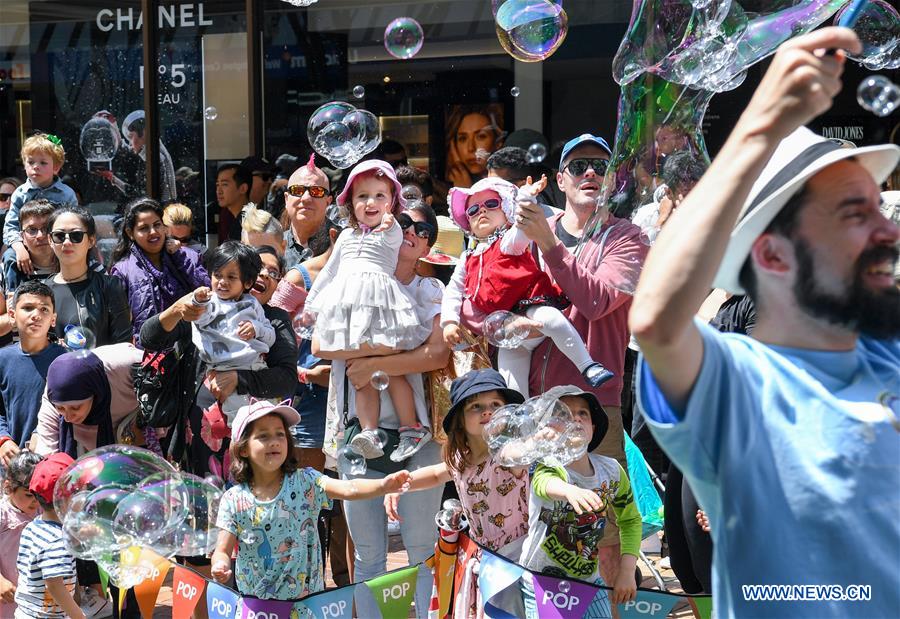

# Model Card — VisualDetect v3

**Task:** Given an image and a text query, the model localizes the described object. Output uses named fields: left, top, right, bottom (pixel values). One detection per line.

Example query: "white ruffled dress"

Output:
left=304, top=222, right=431, bottom=351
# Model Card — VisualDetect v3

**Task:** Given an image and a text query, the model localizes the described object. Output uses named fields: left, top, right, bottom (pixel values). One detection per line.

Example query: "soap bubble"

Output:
left=370, top=370, right=390, bottom=391
left=337, top=445, right=366, bottom=476
left=494, top=0, right=568, bottom=63
left=690, top=0, right=712, bottom=10
left=510, top=86, right=521, bottom=97
left=352, top=85, right=366, bottom=99
left=640, top=225, right=660, bottom=246
left=559, top=580, right=571, bottom=593
left=293, top=309, right=317, bottom=340
left=96, top=546, right=168, bottom=590
left=483, top=311, right=531, bottom=349
left=79, top=117, right=120, bottom=164
left=526, top=142, right=547, bottom=163
left=835, top=0, right=900, bottom=70
left=55, top=446, right=189, bottom=581
left=372, top=429, right=389, bottom=450
left=384, top=17, right=424, bottom=60
left=204, top=106, right=218, bottom=121
left=857, top=75, right=900, bottom=117
left=435, top=498, right=467, bottom=532
left=482, top=404, right=529, bottom=452
left=64, top=325, right=96, bottom=353
left=155, top=473, right=222, bottom=557
left=307, top=101, right=381, bottom=169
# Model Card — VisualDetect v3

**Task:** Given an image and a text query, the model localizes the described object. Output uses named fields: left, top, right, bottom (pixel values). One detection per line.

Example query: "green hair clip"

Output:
left=46, top=134, right=62, bottom=146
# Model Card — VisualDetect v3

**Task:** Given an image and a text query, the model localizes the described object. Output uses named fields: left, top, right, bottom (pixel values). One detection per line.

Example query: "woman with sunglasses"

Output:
left=110, top=197, right=209, bottom=347
left=443, top=176, right=613, bottom=398
left=44, top=206, right=132, bottom=347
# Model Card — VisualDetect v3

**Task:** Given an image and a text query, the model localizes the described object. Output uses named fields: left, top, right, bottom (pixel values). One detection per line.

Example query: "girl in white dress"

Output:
left=305, top=160, right=432, bottom=461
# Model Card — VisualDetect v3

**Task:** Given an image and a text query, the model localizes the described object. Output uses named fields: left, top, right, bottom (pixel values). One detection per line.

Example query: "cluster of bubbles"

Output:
left=54, top=446, right=221, bottom=588
left=307, top=101, right=381, bottom=169
left=483, top=311, right=531, bottom=349
left=835, top=0, right=900, bottom=71
left=384, top=17, right=425, bottom=60
left=483, top=391, right=589, bottom=467
left=857, top=76, right=899, bottom=117
left=526, top=142, right=547, bottom=163
left=492, top=0, right=569, bottom=63
left=336, top=429, right=389, bottom=476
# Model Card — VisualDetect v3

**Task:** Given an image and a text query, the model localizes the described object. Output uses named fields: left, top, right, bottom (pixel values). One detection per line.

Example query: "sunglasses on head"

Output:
left=286, top=184, right=328, bottom=198
left=50, top=230, right=87, bottom=244
left=465, top=198, right=501, bottom=218
left=565, top=158, right=609, bottom=176
left=397, top=213, right=435, bottom=239
left=0, top=193, right=11, bottom=202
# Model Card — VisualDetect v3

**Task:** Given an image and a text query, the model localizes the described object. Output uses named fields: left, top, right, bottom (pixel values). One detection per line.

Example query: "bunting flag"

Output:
left=172, top=565, right=208, bottom=619
left=133, top=549, right=172, bottom=619
left=689, top=594, right=713, bottom=619
left=617, top=590, right=682, bottom=619
left=207, top=582, right=241, bottom=619
left=239, top=596, right=294, bottom=619
left=365, top=565, right=419, bottom=618
left=431, top=530, right=460, bottom=618
left=452, top=533, right=480, bottom=606
left=532, top=574, right=603, bottom=619
left=97, top=565, right=110, bottom=598
left=478, top=548, right=526, bottom=619
left=295, top=584, right=356, bottom=618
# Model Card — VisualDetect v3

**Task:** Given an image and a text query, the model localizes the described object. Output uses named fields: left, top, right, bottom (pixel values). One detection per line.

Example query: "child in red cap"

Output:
left=14, top=452, right=84, bottom=619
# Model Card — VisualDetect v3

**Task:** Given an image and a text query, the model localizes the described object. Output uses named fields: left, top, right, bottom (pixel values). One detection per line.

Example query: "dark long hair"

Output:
left=113, top=197, right=164, bottom=263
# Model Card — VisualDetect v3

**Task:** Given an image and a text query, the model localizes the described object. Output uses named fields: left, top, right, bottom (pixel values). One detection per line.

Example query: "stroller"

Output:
left=624, top=432, right=668, bottom=589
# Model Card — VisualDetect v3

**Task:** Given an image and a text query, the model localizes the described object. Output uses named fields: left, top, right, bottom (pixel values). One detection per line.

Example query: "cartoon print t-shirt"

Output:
left=448, top=454, right=529, bottom=551
left=216, top=467, right=331, bottom=599
left=519, top=454, right=642, bottom=583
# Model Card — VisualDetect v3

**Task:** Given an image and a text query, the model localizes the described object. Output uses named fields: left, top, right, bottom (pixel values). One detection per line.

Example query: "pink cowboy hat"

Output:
left=335, top=159, right=407, bottom=211
left=448, top=176, right=518, bottom=232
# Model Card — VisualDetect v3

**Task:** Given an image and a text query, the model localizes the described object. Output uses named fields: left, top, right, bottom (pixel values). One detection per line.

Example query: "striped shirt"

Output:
left=14, top=519, right=76, bottom=618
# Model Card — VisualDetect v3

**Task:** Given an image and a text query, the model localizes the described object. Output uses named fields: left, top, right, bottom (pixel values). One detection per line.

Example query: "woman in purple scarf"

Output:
left=110, top=197, right=208, bottom=347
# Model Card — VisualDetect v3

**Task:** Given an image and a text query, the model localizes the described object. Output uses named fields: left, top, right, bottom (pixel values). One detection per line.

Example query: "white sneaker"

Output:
left=81, top=587, right=113, bottom=619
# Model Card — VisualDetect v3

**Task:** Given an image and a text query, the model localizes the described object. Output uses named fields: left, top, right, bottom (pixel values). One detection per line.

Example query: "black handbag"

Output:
left=132, top=341, right=200, bottom=462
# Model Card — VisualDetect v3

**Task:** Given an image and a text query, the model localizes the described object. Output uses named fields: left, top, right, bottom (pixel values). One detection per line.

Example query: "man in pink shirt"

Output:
left=515, top=134, right=648, bottom=468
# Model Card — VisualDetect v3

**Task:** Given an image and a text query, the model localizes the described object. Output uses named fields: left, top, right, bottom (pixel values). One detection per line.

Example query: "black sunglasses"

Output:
left=286, top=184, right=328, bottom=198
left=50, top=230, right=87, bottom=244
left=0, top=193, right=11, bottom=202
left=565, top=158, right=609, bottom=176
left=465, top=198, right=501, bottom=218
left=397, top=213, right=435, bottom=239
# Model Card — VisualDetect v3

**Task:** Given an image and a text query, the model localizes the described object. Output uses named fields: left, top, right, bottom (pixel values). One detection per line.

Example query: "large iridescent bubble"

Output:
left=54, top=446, right=189, bottom=585
left=576, top=0, right=854, bottom=240
left=834, top=0, right=900, bottom=70
left=493, top=0, right=568, bottom=62
left=307, top=101, right=381, bottom=169
left=384, top=17, right=425, bottom=60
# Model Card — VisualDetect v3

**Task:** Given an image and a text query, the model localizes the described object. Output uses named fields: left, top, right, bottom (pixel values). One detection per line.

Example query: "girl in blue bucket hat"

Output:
left=384, top=368, right=531, bottom=552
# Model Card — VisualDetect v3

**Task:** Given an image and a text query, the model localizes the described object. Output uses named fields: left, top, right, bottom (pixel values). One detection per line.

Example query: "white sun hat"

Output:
left=713, top=126, right=899, bottom=294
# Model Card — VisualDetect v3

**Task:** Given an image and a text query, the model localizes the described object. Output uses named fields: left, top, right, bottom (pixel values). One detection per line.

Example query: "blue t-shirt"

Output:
left=638, top=319, right=900, bottom=619
left=0, top=343, right=67, bottom=445
left=216, top=468, right=331, bottom=600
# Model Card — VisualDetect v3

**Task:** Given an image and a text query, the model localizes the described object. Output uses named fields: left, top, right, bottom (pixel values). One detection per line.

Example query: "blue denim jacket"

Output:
left=3, top=177, right=78, bottom=246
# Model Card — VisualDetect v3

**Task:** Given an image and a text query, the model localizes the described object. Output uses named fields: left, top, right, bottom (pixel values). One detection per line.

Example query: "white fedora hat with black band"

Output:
left=714, top=126, right=899, bottom=294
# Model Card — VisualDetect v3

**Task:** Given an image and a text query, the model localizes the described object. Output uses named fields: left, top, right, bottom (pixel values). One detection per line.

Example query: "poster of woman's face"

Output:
left=444, top=104, right=504, bottom=188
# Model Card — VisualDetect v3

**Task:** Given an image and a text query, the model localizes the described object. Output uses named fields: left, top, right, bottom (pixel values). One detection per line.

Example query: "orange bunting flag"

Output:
left=133, top=550, right=173, bottom=619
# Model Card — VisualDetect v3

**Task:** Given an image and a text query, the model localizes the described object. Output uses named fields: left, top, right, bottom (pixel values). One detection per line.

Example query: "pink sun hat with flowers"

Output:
left=448, top=176, right=518, bottom=232
left=335, top=159, right=408, bottom=211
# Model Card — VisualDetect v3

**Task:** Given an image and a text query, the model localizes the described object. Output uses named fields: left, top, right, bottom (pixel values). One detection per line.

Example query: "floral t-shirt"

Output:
left=448, top=455, right=529, bottom=551
left=216, top=468, right=331, bottom=600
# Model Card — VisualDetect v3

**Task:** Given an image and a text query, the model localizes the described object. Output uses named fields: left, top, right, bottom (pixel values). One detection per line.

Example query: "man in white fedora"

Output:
left=631, top=27, right=899, bottom=619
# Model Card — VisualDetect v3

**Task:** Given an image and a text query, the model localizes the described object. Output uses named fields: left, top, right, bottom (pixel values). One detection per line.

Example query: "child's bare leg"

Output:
left=386, top=374, right=416, bottom=428
left=526, top=305, right=614, bottom=387
left=349, top=384, right=385, bottom=459
left=389, top=374, right=433, bottom=462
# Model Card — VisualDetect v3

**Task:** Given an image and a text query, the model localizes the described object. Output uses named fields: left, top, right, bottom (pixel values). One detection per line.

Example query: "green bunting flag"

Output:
left=364, top=565, right=419, bottom=618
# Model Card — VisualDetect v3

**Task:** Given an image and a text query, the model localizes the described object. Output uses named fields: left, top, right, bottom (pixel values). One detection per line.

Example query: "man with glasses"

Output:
left=283, top=157, right=333, bottom=270
left=1, top=200, right=59, bottom=295
left=515, top=133, right=647, bottom=473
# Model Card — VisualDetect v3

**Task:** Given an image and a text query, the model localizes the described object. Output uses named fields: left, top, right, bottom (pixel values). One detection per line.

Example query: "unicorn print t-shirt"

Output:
left=217, top=468, right=331, bottom=599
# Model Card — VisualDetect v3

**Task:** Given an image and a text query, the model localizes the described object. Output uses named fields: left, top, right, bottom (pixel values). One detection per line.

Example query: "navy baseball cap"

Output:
left=559, top=133, right=612, bottom=170
left=442, top=369, right=524, bottom=434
